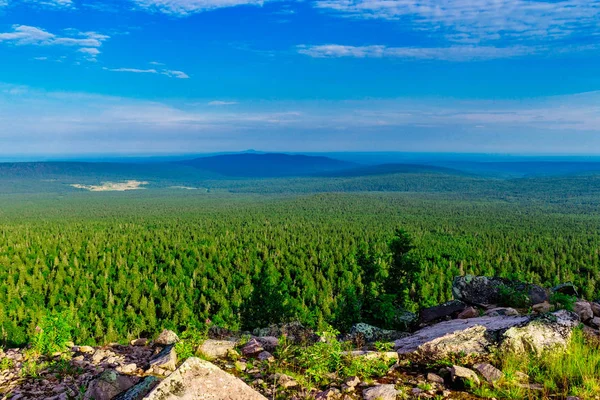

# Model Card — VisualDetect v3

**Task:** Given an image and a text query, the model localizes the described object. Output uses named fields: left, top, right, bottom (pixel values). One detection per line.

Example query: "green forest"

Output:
left=1, top=176, right=600, bottom=347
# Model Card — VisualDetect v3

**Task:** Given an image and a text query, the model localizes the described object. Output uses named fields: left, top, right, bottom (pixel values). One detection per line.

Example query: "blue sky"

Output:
left=0, top=0, right=599, bottom=155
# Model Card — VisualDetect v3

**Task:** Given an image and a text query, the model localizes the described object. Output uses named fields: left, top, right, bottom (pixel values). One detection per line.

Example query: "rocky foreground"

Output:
left=1, top=276, right=599, bottom=400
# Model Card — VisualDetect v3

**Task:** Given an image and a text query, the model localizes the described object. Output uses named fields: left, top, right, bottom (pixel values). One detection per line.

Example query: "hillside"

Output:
left=178, top=153, right=358, bottom=177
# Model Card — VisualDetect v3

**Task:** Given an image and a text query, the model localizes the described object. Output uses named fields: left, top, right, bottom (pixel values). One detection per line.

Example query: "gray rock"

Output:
left=591, top=303, right=600, bottom=317
left=501, top=310, right=580, bottom=356
left=198, top=339, right=237, bottom=360
left=155, top=330, right=179, bottom=345
left=395, top=311, right=578, bottom=361
left=143, top=357, right=267, bottom=400
left=589, top=317, right=600, bottom=329
left=426, top=372, right=445, bottom=384
left=552, top=283, right=578, bottom=297
left=242, top=338, right=264, bottom=356
left=343, top=350, right=399, bottom=362
left=574, top=301, right=593, bottom=322
left=315, top=388, right=340, bottom=399
left=473, top=363, right=503, bottom=383
left=84, top=370, right=138, bottom=400
left=453, top=275, right=548, bottom=307
left=255, top=336, right=279, bottom=351
left=114, top=377, right=159, bottom=400
left=257, top=351, right=274, bottom=362
left=420, top=300, right=467, bottom=323
left=348, top=323, right=409, bottom=342
left=458, top=306, right=479, bottom=319
left=362, top=384, right=398, bottom=400
left=532, top=302, right=552, bottom=314
left=450, top=365, right=480, bottom=388
left=149, top=344, right=177, bottom=371
left=252, top=322, right=316, bottom=343
left=484, top=307, right=519, bottom=317
left=395, top=314, right=529, bottom=360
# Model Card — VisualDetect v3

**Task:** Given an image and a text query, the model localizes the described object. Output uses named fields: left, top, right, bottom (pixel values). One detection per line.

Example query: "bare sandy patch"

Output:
left=71, top=180, right=149, bottom=192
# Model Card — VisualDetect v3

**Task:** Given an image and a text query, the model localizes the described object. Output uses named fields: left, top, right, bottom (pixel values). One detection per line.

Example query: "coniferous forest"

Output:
left=1, top=175, right=600, bottom=347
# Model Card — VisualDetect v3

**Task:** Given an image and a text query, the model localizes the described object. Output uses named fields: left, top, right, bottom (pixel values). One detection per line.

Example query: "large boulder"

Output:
left=395, top=311, right=578, bottom=362
left=143, top=357, right=267, bottom=400
left=420, top=300, right=467, bottom=323
left=500, top=310, right=580, bottom=356
left=84, top=370, right=138, bottom=400
left=453, top=275, right=548, bottom=307
left=252, top=322, right=317, bottom=343
left=155, top=330, right=180, bottom=346
left=362, top=384, right=398, bottom=400
left=348, top=323, right=409, bottom=342
left=198, top=340, right=237, bottom=360
left=149, top=344, right=177, bottom=372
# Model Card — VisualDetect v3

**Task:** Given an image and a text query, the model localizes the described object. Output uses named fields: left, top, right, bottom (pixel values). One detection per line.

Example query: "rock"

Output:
left=393, top=309, right=418, bottom=330
left=458, top=306, right=479, bottom=319
left=589, top=317, right=600, bottom=329
left=78, top=346, right=95, bottom=354
left=574, top=301, right=594, bottom=322
left=155, top=330, right=179, bottom=345
left=234, top=361, right=247, bottom=371
left=149, top=345, right=177, bottom=371
left=395, top=310, right=578, bottom=361
left=92, top=349, right=117, bottom=364
left=344, top=376, right=360, bottom=388
left=426, top=372, right=445, bottom=384
left=130, top=339, right=148, bottom=347
left=484, top=307, right=519, bottom=317
left=552, top=283, right=578, bottom=297
left=453, top=275, right=548, bottom=307
left=591, top=302, right=600, bottom=317
left=395, top=314, right=529, bottom=360
left=501, top=310, right=580, bottom=356
left=343, top=350, right=398, bottom=362
left=473, top=363, right=503, bottom=383
left=420, top=300, right=467, bottom=323
left=117, top=363, right=138, bottom=374
left=532, top=302, right=552, bottom=314
left=144, top=357, right=267, bottom=400
left=252, top=322, right=317, bottom=343
left=198, top=339, right=237, bottom=360
left=113, top=376, right=159, bottom=400
left=514, top=371, right=529, bottom=382
left=315, top=388, right=341, bottom=399
left=348, top=323, right=409, bottom=342
left=450, top=365, right=480, bottom=389
left=274, top=373, right=298, bottom=388
left=362, top=384, right=398, bottom=400
left=257, top=351, right=275, bottom=362
left=255, top=336, right=279, bottom=351
left=242, top=338, right=264, bottom=356
left=84, top=370, right=138, bottom=400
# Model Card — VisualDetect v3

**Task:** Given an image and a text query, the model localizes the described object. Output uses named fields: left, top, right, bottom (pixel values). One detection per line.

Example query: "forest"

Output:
left=1, top=170, right=600, bottom=348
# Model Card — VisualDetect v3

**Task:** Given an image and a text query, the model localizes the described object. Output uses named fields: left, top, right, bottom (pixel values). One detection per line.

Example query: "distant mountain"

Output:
left=178, top=153, right=358, bottom=177
left=318, top=163, right=465, bottom=177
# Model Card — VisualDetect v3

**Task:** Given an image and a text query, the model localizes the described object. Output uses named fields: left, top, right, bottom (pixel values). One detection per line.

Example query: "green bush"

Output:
left=550, top=292, right=576, bottom=312
left=31, top=311, right=73, bottom=356
left=175, top=328, right=208, bottom=362
left=498, top=285, right=530, bottom=308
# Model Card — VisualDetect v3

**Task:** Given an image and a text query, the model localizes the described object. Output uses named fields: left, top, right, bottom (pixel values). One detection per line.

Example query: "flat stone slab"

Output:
left=394, top=315, right=529, bottom=358
left=143, top=357, right=267, bottom=400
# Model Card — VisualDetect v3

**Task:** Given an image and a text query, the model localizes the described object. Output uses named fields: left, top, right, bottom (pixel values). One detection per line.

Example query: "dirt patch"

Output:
left=71, top=180, right=149, bottom=192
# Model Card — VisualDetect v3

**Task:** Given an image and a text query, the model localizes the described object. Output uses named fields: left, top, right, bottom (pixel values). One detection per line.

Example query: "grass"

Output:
left=473, top=328, right=600, bottom=399
left=268, top=326, right=397, bottom=388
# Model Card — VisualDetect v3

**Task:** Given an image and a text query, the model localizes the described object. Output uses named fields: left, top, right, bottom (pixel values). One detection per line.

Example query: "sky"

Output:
left=0, top=0, right=599, bottom=156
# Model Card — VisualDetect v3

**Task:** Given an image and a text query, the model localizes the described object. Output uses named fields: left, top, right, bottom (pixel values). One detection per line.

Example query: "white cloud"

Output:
left=297, top=44, right=534, bottom=61
left=314, top=0, right=600, bottom=46
left=0, top=25, right=109, bottom=60
left=208, top=100, right=239, bottom=106
left=104, top=67, right=190, bottom=78
left=105, top=68, right=159, bottom=74
left=26, top=0, right=74, bottom=8
left=163, top=70, right=190, bottom=79
left=1, top=83, right=600, bottom=154
left=131, top=0, right=269, bottom=15
left=78, top=47, right=101, bottom=56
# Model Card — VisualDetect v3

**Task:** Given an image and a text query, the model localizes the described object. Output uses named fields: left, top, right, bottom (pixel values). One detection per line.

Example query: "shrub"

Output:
left=175, top=328, right=208, bottom=361
left=498, top=285, right=530, bottom=308
left=0, top=356, right=14, bottom=371
left=550, top=292, right=576, bottom=312
left=31, top=311, right=74, bottom=356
